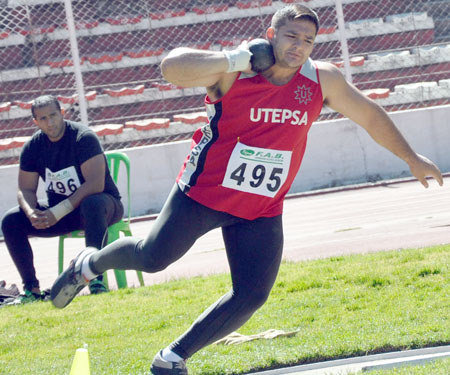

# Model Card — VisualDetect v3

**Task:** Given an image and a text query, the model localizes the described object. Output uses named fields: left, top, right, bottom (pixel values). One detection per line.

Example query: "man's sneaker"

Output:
left=41, top=288, right=51, bottom=301
left=50, top=247, right=98, bottom=308
left=4, top=289, right=42, bottom=305
left=150, top=351, right=188, bottom=375
left=88, top=278, right=108, bottom=294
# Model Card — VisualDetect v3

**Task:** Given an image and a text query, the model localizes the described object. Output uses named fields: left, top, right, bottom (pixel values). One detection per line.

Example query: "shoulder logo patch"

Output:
left=294, top=85, right=313, bottom=105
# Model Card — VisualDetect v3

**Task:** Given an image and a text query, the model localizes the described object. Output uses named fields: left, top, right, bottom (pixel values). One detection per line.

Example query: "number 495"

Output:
left=230, top=163, right=283, bottom=192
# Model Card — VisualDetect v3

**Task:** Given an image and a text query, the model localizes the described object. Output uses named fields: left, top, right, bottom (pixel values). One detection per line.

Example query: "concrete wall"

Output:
left=1, top=105, right=449, bottom=229
left=293, top=105, right=450, bottom=192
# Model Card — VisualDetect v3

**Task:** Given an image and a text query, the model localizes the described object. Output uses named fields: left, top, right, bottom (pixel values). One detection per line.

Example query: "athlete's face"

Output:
left=267, top=18, right=316, bottom=69
left=33, top=103, right=65, bottom=142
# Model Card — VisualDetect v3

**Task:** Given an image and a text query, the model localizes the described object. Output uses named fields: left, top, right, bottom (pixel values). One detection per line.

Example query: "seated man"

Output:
left=1, top=95, right=123, bottom=304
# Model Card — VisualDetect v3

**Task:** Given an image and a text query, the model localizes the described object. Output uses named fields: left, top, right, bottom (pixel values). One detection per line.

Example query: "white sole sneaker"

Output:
left=50, top=247, right=98, bottom=308
left=150, top=350, right=188, bottom=375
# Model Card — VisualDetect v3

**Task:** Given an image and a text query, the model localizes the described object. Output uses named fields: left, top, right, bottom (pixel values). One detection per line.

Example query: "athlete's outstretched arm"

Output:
left=318, top=61, right=443, bottom=188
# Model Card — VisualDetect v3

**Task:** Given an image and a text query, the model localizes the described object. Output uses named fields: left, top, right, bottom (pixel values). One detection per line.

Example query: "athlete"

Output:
left=1, top=95, right=123, bottom=304
left=50, top=4, right=443, bottom=374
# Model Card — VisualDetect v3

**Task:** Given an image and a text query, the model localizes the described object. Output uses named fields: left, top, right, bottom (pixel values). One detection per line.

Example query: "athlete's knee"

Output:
left=1, top=209, right=23, bottom=235
left=80, top=194, right=107, bottom=216
left=234, top=287, right=271, bottom=314
left=247, top=289, right=271, bottom=311
left=139, top=255, right=171, bottom=273
left=1, top=213, right=11, bottom=233
left=136, top=241, right=172, bottom=273
left=79, top=195, right=113, bottom=230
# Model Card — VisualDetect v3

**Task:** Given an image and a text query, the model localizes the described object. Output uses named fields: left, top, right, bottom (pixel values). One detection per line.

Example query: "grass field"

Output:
left=1, top=245, right=448, bottom=375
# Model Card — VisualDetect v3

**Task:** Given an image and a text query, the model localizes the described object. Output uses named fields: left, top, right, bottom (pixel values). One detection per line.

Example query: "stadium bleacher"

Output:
left=0, top=0, right=448, bottom=163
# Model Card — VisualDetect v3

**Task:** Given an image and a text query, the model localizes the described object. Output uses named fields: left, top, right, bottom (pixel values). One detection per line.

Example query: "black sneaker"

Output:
left=50, top=247, right=98, bottom=308
left=88, top=278, right=108, bottom=294
left=41, top=288, right=51, bottom=301
left=150, top=351, right=188, bottom=375
left=4, top=289, right=42, bottom=306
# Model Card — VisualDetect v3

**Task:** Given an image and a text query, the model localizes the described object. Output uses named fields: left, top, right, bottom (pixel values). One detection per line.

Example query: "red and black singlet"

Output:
left=177, top=58, right=324, bottom=220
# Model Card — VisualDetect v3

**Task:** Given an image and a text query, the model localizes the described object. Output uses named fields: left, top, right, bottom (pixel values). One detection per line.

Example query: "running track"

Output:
left=1, top=176, right=448, bottom=291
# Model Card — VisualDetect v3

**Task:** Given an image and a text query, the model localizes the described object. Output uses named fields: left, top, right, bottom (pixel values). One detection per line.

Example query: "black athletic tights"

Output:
left=90, top=184, right=284, bottom=359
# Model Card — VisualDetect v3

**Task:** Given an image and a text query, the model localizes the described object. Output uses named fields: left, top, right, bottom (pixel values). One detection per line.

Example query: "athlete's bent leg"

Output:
left=1, top=204, right=94, bottom=291
left=168, top=215, right=284, bottom=359
left=87, top=184, right=239, bottom=276
left=79, top=193, right=123, bottom=249
left=78, top=193, right=123, bottom=290
left=51, top=185, right=239, bottom=308
left=1, top=207, right=41, bottom=291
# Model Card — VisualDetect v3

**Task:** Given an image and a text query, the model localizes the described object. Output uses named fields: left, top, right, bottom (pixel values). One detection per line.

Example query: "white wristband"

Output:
left=49, top=199, right=74, bottom=221
left=223, top=49, right=252, bottom=73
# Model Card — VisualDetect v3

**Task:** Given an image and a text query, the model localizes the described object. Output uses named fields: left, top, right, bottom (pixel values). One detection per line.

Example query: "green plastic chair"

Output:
left=58, top=151, right=145, bottom=289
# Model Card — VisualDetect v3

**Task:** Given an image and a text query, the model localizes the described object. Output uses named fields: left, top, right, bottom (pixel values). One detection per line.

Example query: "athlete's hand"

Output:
left=224, top=40, right=252, bottom=74
left=28, top=209, right=49, bottom=229
left=408, top=154, right=443, bottom=188
left=235, top=40, right=253, bottom=74
left=28, top=209, right=57, bottom=229
left=44, top=209, right=58, bottom=227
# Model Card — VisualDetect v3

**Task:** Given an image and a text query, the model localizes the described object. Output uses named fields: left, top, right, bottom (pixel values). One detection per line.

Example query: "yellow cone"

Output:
left=69, top=348, right=91, bottom=375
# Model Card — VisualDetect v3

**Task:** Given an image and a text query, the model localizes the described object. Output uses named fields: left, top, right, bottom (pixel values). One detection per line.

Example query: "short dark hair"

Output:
left=271, top=4, right=320, bottom=34
left=31, top=95, right=61, bottom=119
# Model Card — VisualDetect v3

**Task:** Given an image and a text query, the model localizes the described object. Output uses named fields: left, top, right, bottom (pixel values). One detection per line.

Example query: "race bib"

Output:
left=45, top=166, right=81, bottom=196
left=222, top=142, right=292, bottom=198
